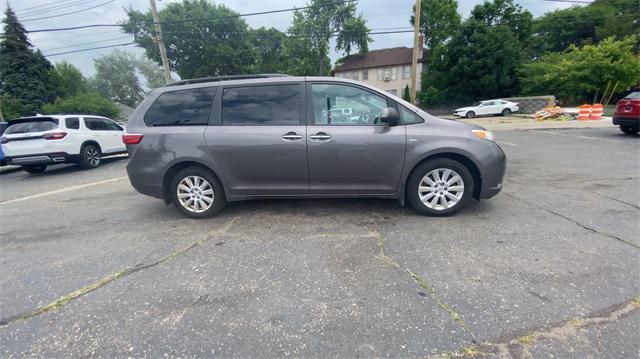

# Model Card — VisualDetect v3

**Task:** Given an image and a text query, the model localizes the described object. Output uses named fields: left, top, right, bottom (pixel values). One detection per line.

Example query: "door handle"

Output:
left=282, top=132, right=303, bottom=140
left=309, top=132, right=331, bottom=140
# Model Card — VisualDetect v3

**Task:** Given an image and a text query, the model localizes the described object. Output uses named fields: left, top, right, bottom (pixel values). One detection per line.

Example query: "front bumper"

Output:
left=479, top=143, right=506, bottom=199
left=4, top=152, right=78, bottom=166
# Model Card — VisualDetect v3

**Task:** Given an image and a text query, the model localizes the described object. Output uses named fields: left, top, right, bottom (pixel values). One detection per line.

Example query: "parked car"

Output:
left=612, top=92, right=639, bottom=135
left=454, top=100, right=519, bottom=118
left=1, top=114, right=126, bottom=173
left=124, top=75, right=506, bottom=218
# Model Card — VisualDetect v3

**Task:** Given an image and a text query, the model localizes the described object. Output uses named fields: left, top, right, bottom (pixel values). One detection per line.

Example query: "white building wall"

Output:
left=335, top=63, right=423, bottom=97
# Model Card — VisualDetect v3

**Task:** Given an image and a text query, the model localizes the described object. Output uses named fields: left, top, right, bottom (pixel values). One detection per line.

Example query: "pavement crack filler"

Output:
left=0, top=217, right=238, bottom=328
left=503, top=192, right=640, bottom=250
left=372, top=228, right=476, bottom=340
left=429, top=295, right=640, bottom=358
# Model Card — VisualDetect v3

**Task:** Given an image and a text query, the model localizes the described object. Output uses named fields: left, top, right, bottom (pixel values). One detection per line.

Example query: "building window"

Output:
left=388, top=89, right=397, bottom=95
left=362, top=69, right=368, bottom=80
left=391, top=67, right=398, bottom=80
left=351, top=71, right=359, bottom=81
left=377, top=68, right=384, bottom=81
left=403, top=65, right=411, bottom=79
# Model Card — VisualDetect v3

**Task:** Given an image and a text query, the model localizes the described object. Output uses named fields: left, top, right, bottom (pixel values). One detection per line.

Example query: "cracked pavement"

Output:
left=0, top=128, right=638, bottom=357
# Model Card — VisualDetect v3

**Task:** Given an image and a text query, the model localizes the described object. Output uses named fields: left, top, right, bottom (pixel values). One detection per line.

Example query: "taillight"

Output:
left=43, top=132, right=67, bottom=140
left=0, top=136, right=7, bottom=144
left=122, top=134, right=143, bottom=145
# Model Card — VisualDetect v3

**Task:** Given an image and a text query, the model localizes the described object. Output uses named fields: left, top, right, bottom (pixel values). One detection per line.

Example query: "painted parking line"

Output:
left=496, top=140, right=518, bottom=146
left=542, top=131, right=620, bottom=142
left=0, top=177, right=128, bottom=206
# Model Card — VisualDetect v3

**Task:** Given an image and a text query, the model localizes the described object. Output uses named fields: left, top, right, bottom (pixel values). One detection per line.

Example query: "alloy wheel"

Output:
left=418, top=168, right=465, bottom=211
left=176, top=175, right=214, bottom=213
left=86, top=147, right=101, bottom=167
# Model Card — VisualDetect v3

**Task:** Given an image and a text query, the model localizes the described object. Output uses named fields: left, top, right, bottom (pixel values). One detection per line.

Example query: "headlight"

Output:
left=472, top=130, right=495, bottom=141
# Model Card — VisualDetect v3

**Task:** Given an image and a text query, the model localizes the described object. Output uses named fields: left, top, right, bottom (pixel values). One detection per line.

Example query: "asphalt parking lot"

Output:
left=0, top=127, right=638, bottom=357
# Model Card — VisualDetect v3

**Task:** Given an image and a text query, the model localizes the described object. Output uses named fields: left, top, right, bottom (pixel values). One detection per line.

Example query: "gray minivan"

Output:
left=124, top=75, right=505, bottom=218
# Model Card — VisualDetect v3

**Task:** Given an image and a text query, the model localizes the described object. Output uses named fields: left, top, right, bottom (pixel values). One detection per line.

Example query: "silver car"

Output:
left=124, top=75, right=505, bottom=218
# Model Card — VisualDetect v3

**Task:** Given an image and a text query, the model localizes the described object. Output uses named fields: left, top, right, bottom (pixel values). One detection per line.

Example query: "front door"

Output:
left=306, top=83, right=406, bottom=195
left=204, top=83, right=308, bottom=196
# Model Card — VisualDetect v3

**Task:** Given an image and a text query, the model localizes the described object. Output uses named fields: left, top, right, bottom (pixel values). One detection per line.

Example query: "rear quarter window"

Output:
left=5, top=119, right=58, bottom=134
left=65, top=117, right=80, bottom=130
left=144, top=87, right=216, bottom=126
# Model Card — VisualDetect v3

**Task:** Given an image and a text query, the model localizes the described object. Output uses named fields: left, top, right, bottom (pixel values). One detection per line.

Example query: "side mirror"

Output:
left=377, top=107, right=400, bottom=126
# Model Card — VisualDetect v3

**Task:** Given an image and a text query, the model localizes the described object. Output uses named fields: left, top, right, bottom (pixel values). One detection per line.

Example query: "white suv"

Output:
left=1, top=114, right=126, bottom=173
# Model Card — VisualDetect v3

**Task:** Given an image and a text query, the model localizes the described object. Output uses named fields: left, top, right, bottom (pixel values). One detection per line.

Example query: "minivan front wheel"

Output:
left=170, top=167, right=225, bottom=218
left=407, top=158, right=474, bottom=216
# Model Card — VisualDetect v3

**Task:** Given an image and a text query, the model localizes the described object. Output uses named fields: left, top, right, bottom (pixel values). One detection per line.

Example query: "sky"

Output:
left=1, top=0, right=581, bottom=78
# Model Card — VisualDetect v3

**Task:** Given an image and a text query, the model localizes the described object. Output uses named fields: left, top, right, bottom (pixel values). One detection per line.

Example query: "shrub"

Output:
left=43, top=92, right=120, bottom=118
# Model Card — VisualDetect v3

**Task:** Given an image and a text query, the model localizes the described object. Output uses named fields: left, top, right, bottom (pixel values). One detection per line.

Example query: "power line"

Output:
left=22, top=0, right=116, bottom=22
left=12, top=0, right=357, bottom=34
left=42, top=36, right=133, bottom=52
left=43, top=29, right=416, bottom=57
left=13, top=0, right=79, bottom=14
left=16, top=0, right=100, bottom=17
left=44, top=42, right=136, bottom=57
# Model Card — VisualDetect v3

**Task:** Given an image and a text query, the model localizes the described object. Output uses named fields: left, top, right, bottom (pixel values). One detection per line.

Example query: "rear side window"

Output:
left=144, top=87, right=216, bottom=126
left=5, top=119, right=58, bottom=134
left=85, top=117, right=108, bottom=131
left=222, top=84, right=300, bottom=126
left=65, top=117, right=80, bottom=129
left=104, top=120, right=122, bottom=131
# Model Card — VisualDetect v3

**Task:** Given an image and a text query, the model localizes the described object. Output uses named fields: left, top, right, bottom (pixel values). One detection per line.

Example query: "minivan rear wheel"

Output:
left=170, top=167, right=225, bottom=218
left=407, top=158, right=474, bottom=216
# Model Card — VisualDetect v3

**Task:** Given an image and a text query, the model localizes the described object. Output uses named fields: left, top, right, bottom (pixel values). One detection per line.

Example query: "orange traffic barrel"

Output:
left=577, top=105, right=591, bottom=121
left=590, top=104, right=603, bottom=120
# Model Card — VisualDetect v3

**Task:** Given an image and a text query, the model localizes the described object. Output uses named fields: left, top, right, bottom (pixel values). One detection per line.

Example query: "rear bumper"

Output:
left=126, top=162, right=164, bottom=200
left=612, top=116, right=639, bottom=127
left=4, top=152, right=79, bottom=166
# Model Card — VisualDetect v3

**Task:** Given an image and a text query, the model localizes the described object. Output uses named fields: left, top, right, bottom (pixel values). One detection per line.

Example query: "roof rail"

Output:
left=166, top=74, right=292, bottom=87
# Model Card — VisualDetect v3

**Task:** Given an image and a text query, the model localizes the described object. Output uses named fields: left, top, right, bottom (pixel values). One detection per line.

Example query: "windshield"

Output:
left=624, top=92, right=640, bottom=99
left=474, top=102, right=484, bottom=107
left=5, top=119, right=58, bottom=134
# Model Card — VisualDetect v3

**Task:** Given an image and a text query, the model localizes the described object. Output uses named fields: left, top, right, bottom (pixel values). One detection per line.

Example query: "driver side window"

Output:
left=311, top=84, right=387, bottom=126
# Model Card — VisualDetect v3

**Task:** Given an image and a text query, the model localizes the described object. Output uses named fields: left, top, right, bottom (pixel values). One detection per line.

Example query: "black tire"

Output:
left=22, top=164, right=47, bottom=174
left=501, top=108, right=511, bottom=116
left=620, top=126, right=639, bottom=135
left=170, top=166, right=226, bottom=218
left=465, top=111, right=475, bottom=119
left=406, top=158, right=475, bottom=216
left=79, top=144, right=102, bottom=169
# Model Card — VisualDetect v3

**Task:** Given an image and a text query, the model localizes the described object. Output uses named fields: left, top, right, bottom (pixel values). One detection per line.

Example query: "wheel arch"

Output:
left=161, top=160, right=225, bottom=204
left=403, top=152, right=482, bottom=203
left=80, top=140, right=101, bottom=153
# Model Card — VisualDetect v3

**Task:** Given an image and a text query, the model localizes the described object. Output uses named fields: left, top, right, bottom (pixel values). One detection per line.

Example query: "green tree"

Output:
left=286, top=0, right=370, bottom=75
left=0, top=7, right=56, bottom=114
left=420, top=0, right=533, bottom=104
left=135, top=55, right=165, bottom=89
left=402, top=85, right=411, bottom=102
left=50, top=61, right=87, bottom=99
left=43, top=92, right=120, bottom=118
left=410, top=0, right=461, bottom=50
left=532, top=0, right=640, bottom=55
left=519, top=36, right=640, bottom=103
left=251, top=27, right=287, bottom=74
left=122, top=0, right=256, bottom=78
left=92, top=49, right=145, bottom=107
left=0, top=95, right=25, bottom=119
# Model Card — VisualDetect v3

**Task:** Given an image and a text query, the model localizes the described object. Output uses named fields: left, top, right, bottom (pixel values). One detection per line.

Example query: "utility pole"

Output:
left=150, top=0, right=172, bottom=84
left=410, top=0, right=422, bottom=105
